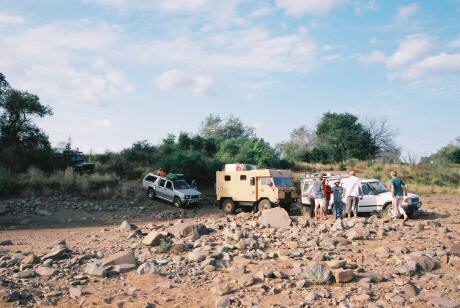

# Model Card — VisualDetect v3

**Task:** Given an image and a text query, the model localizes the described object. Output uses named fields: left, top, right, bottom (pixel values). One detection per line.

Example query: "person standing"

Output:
left=331, top=179, right=344, bottom=220
left=390, top=171, right=408, bottom=222
left=309, top=175, right=325, bottom=221
left=343, top=170, right=363, bottom=220
left=322, top=179, right=332, bottom=218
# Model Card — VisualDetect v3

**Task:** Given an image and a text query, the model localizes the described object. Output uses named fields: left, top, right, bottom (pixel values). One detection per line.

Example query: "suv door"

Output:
left=156, top=179, right=166, bottom=199
left=359, top=183, right=377, bottom=213
left=164, top=180, right=175, bottom=202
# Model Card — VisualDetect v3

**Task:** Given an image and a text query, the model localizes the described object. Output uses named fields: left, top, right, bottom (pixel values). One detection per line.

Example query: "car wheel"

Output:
left=382, top=204, right=398, bottom=218
left=173, top=197, right=182, bottom=208
left=222, top=199, right=236, bottom=215
left=258, top=199, right=272, bottom=212
left=147, top=188, right=155, bottom=199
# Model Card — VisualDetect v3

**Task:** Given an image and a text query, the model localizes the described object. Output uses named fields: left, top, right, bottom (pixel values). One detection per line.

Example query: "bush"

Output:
left=0, top=168, right=18, bottom=197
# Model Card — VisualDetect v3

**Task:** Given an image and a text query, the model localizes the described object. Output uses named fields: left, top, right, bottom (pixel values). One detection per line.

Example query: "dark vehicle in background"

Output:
left=62, top=150, right=94, bottom=174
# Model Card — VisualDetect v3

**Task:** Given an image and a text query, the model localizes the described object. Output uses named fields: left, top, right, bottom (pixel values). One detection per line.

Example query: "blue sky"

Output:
left=0, top=0, right=459, bottom=158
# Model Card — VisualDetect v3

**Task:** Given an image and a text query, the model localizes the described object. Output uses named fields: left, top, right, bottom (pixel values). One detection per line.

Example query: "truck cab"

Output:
left=216, top=166, right=297, bottom=214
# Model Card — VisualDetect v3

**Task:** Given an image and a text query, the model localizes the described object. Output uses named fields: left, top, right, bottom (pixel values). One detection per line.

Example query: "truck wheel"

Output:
left=258, top=199, right=272, bottom=212
left=381, top=204, right=396, bottom=218
left=147, top=188, right=155, bottom=199
left=173, top=197, right=182, bottom=208
left=223, top=199, right=236, bottom=215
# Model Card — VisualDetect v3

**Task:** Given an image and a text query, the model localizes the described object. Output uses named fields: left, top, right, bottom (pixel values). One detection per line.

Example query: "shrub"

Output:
left=0, top=168, right=18, bottom=197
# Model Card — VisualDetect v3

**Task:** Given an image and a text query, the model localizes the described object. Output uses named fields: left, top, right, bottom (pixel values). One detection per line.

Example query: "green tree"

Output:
left=277, top=126, right=316, bottom=162
left=0, top=73, right=55, bottom=171
left=315, top=112, right=377, bottom=162
left=199, top=114, right=254, bottom=140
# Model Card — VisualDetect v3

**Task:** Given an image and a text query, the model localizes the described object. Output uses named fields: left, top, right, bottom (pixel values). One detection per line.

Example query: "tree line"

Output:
left=1, top=72, right=458, bottom=184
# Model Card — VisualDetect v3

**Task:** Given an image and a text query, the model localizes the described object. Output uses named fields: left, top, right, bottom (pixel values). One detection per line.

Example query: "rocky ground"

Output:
left=0, top=194, right=459, bottom=308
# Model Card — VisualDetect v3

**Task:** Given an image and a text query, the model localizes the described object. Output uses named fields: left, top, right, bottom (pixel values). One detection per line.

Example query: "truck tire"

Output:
left=148, top=188, right=155, bottom=199
left=258, top=199, right=272, bottom=212
left=223, top=199, right=236, bottom=215
left=381, top=203, right=396, bottom=218
left=173, top=197, right=182, bottom=208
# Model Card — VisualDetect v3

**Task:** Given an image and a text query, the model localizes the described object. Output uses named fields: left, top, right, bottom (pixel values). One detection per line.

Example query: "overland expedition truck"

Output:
left=216, top=165, right=298, bottom=214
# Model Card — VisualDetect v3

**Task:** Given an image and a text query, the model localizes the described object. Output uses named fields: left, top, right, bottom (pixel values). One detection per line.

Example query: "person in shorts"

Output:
left=309, top=175, right=326, bottom=221
left=331, top=179, right=344, bottom=220
left=343, top=170, right=363, bottom=220
left=390, top=171, right=408, bottom=222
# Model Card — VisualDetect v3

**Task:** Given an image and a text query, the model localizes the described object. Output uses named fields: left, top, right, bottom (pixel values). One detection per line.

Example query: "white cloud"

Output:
left=0, top=19, right=134, bottom=106
left=247, top=6, right=274, bottom=18
left=276, top=0, right=346, bottom=16
left=396, top=3, right=420, bottom=20
left=355, top=0, right=378, bottom=16
left=359, top=50, right=386, bottom=65
left=386, top=34, right=431, bottom=68
left=0, top=10, right=24, bottom=26
left=93, top=119, right=113, bottom=129
left=401, top=53, right=460, bottom=80
left=154, top=69, right=216, bottom=96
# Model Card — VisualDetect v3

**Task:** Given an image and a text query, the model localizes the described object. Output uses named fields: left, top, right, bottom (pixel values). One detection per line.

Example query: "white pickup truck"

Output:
left=300, top=176, right=422, bottom=218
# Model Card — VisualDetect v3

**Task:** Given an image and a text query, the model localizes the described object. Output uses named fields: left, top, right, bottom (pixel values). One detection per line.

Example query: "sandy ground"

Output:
left=0, top=194, right=459, bottom=307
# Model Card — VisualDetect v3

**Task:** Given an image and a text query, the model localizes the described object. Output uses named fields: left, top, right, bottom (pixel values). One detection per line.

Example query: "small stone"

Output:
left=36, top=266, right=57, bottom=276
left=14, top=270, right=36, bottom=279
left=42, top=245, right=71, bottom=260
left=303, top=263, right=333, bottom=284
left=137, top=262, right=160, bottom=275
left=85, top=261, right=108, bottom=277
left=69, top=288, right=82, bottom=300
left=327, top=260, right=347, bottom=269
left=401, top=284, right=417, bottom=298
left=450, top=244, right=460, bottom=257
left=216, top=296, right=231, bottom=308
left=305, top=292, right=318, bottom=302
left=101, top=251, right=136, bottom=267
left=142, top=231, right=164, bottom=246
left=119, top=221, right=136, bottom=232
left=187, top=251, right=206, bottom=262
left=235, top=240, right=246, bottom=250
left=335, top=269, right=354, bottom=283
left=0, top=240, right=13, bottom=246
left=431, top=297, right=459, bottom=308
left=288, top=240, right=299, bottom=249
left=21, top=255, right=40, bottom=266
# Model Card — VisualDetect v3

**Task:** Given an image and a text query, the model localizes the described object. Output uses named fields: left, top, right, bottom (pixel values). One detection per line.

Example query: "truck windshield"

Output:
left=173, top=180, right=191, bottom=189
left=273, top=177, right=293, bottom=187
left=368, top=181, right=389, bottom=194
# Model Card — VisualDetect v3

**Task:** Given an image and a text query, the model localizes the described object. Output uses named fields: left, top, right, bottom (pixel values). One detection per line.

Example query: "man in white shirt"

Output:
left=343, top=170, right=363, bottom=220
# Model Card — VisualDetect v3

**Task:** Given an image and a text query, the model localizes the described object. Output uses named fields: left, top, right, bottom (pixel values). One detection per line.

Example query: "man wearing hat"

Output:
left=331, top=179, right=344, bottom=220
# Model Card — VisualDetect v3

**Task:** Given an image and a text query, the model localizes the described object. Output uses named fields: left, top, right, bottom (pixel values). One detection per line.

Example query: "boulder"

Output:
left=101, top=251, right=136, bottom=267
left=170, top=243, right=188, bottom=254
left=258, top=207, right=291, bottom=229
left=142, top=231, right=164, bottom=246
left=346, top=226, right=369, bottom=241
left=167, top=222, right=209, bottom=239
left=137, top=262, right=160, bottom=275
left=13, top=270, right=35, bottom=279
left=409, top=255, right=437, bottom=272
left=114, top=264, right=137, bottom=273
left=335, top=269, right=354, bottom=283
left=303, top=263, right=333, bottom=284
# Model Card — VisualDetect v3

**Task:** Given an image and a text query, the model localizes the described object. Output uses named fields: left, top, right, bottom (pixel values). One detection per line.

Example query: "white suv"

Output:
left=300, top=176, right=422, bottom=218
left=142, top=173, right=202, bottom=208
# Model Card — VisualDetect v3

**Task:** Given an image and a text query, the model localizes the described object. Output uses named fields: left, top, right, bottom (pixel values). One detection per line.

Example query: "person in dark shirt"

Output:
left=390, top=171, right=408, bottom=222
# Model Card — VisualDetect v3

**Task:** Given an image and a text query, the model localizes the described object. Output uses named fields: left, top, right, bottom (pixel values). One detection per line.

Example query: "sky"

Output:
left=0, top=0, right=459, bottom=159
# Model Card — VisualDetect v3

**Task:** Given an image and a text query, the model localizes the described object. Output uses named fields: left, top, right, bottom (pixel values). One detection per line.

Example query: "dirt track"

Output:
left=0, top=194, right=459, bottom=307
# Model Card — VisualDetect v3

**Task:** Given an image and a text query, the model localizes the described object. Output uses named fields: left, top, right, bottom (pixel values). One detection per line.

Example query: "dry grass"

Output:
left=293, top=161, right=460, bottom=194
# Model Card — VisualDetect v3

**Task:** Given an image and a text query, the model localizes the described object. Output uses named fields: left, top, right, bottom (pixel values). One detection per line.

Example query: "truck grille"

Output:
left=191, top=195, right=200, bottom=199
